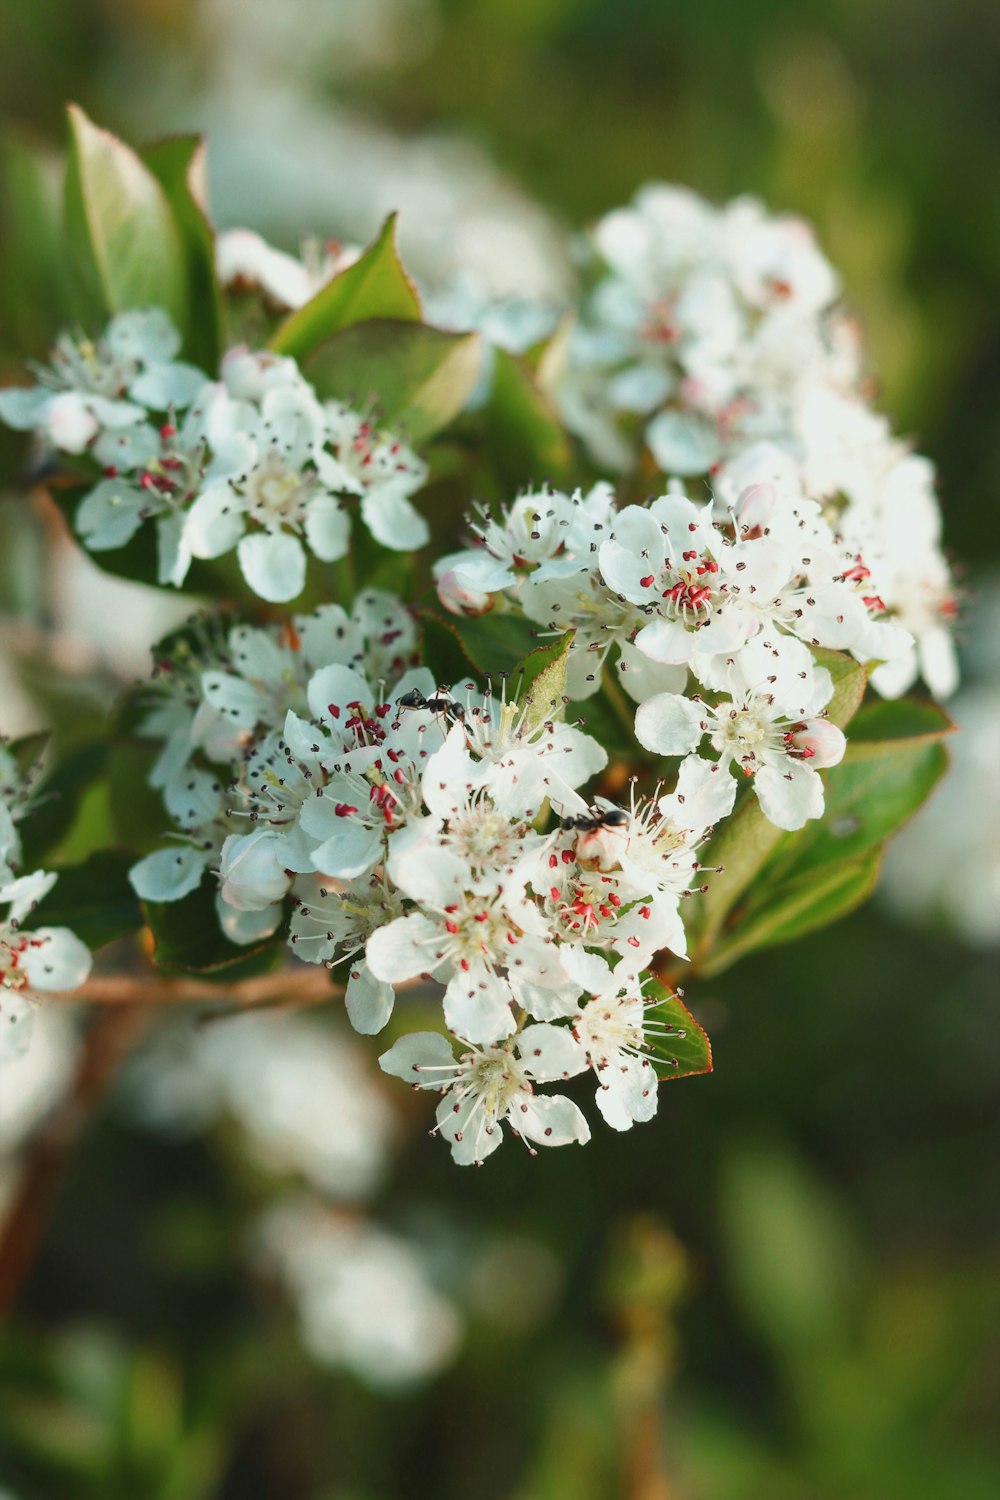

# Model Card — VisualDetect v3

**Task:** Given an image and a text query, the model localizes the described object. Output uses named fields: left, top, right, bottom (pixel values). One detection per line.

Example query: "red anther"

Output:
left=548, top=853, right=558, bottom=869
left=334, top=802, right=358, bottom=817
left=682, top=549, right=698, bottom=562
left=327, top=703, right=341, bottom=719
left=159, top=422, right=176, bottom=440
left=393, top=768, right=406, bottom=784
left=608, top=893, right=621, bottom=907
left=599, top=904, right=613, bottom=918
left=445, top=920, right=459, bottom=934
left=627, top=936, right=640, bottom=947
left=842, top=562, right=870, bottom=583
left=550, top=886, right=562, bottom=901
left=104, top=465, right=118, bottom=478
left=639, top=574, right=655, bottom=588
left=459, top=958, right=470, bottom=972
left=561, top=849, right=574, bottom=864
left=473, top=911, right=489, bottom=923
left=139, top=472, right=157, bottom=491
left=863, top=594, right=886, bottom=612
left=639, top=905, right=651, bottom=919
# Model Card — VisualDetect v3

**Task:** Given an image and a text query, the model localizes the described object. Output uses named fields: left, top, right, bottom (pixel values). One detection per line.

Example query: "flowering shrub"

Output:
left=0, top=108, right=956, bottom=1164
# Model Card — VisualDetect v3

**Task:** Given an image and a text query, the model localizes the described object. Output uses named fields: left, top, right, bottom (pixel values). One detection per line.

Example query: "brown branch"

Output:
left=62, top=967, right=342, bottom=1010
left=0, top=1002, right=149, bottom=1320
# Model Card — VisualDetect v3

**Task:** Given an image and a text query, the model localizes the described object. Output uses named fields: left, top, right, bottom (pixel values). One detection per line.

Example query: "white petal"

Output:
left=345, top=964, right=395, bottom=1034
left=365, top=913, right=443, bottom=983
left=379, top=1029, right=456, bottom=1085
left=518, top=1023, right=588, bottom=1083
left=361, top=487, right=430, bottom=551
left=515, top=1093, right=591, bottom=1148
left=754, top=761, right=824, bottom=831
left=219, top=830, right=291, bottom=911
left=76, top=479, right=145, bottom=551
left=238, top=531, right=306, bottom=602
left=310, top=818, right=383, bottom=881
left=217, top=897, right=284, bottom=945
left=129, top=845, right=208, bottom=902
left=306, top=664, right=372, bottom=722
left=634, top=692, right=704, bottom=755
left=443, top=971, right=517, bottom=1046
left=20, top=926, right=92, bottom=992
left=0, top=991, right=35, bottom=1062
left=185, top=484, right=246, bottom=559
left=304, top=494, right=351, bottom=562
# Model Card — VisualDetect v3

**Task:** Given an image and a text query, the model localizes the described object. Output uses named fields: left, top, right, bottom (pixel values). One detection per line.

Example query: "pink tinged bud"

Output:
left=785, top=718, right=846, bottom=768
left=436, top=570, right=494, bottom=618
left=735, top=482, right=777, bottom=537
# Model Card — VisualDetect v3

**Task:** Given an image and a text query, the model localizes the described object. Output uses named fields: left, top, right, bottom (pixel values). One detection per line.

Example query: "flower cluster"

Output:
left=552, top=184, right=959, bottom=697
left=130, top=591, right=740, bottom=1161
left=435, top=476, right=916, bottom=827
left=0, top=740, right=92, bottom=1061
left=0, top=309, right=428, bottom=603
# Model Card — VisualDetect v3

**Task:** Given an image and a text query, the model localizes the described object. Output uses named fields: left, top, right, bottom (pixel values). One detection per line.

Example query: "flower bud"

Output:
left=734, top=481, right=776, bottom=537
left=436, top=569, right=494, bottom=618
left=784, top=718, right=846, bottom=769
left=219, top=828, right=291, bottom=911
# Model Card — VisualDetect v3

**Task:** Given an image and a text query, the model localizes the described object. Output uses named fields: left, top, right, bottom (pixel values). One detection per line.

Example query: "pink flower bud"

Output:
left=735, top=482, right=777, bottom=537
left=436, top=570, right=494, bottom=618
left=784, top=718, right=846, bottom=769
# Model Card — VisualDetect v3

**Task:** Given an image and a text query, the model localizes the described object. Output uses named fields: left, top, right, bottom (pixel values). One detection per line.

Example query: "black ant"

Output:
left=397, top=687, right=466, bottom=724
left=560, top=807, right=630, bottom=833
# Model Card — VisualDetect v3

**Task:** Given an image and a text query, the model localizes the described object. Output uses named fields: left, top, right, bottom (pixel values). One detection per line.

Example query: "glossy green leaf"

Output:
left=305, top=319, right=482, bottom=443
left=64, top=104, right=187, bottom=326
left=0, top=132, right=72, bottom=357
left=416, top=608, right=479, bottom=686
left=18, top=740, right=108, bottom=867
left=32, top=849, right=143, bottom=951
left=479, top=347, right=573, bottom=489
left=516, top=630, right=575, bottom=730
left=699, top=849, right=882, bottom=976
left=844, top=697, right=954, bottom=760
left=143, top=133, right=221, bottom=370
left=452, top=610, right=542, bottom=677
left=770, top=737, right=949, bottom=876
left=269, top=213, right=420, bottom=361
left=143, top=877, right=283, bottom=975
left=642, top=978, right=713, bottom=1080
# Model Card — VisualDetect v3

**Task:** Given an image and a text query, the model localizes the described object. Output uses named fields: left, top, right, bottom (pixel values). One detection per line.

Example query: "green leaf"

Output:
left=814, top=646, right=868, bottom=729
left=0, top=132, right=72, bottom=357
left=843, top=697, right=954, bottom=760
left=305, top=319, right=482, bottom=443
left=143, top=878, right=282, bottom=975
left=515, top=630, right=575, bottom=730
left=767, top=737, right=949, bottom=876
left=143, top=133, right=220, bottom=370
left=64, top=105, right=187, bottom=327
left=452, top=610, right=542, bottom=677
left=18, top=740, right=108, bottom=867
left=698, top=849, right=882, bottom=976
left=269, top=213, right=420, bottom=361
left=416, top=609, right=479, bottom=686
left=642, top=978, right=713, bottom=1080
left=479, top=348, right=573, bottom=489
left=32, top=850, right=143, bottom=951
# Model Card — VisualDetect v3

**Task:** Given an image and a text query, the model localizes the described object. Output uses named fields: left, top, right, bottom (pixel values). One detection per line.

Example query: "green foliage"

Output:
left=32, top=849, right=143, bottom=950
left=269, top=212, right=421, bottom=360
left=18, top=739, right=107, bottom=867
left=304, top=319, right=482, bottom=442
left=64, top=104, right=187, bottom=329
left=476, top=347, right=574, bottom=489
left=143, top=134, right=221, bottom=370
left=142, top=878, right=284, bottom=976
left=643, top=978, right=713, bottom=1080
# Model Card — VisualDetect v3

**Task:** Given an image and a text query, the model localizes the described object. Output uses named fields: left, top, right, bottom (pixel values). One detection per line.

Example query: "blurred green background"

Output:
left=0, top=2, right=998, bottom=1497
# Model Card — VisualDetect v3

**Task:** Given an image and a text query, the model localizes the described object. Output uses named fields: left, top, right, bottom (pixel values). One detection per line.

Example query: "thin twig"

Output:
left=63, top=967, right=342, bottom=1010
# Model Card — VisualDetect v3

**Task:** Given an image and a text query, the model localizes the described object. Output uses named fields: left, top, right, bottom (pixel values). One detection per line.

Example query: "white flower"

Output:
left=379, top=1030, right=590, bottom=1165
left=634, top=654, right=845, bottom=831
left=0, top=869, right=92, bottom=1061
left=216, top=228, right=358, bottom=309
left=0, top=309, right=203, bottom=455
